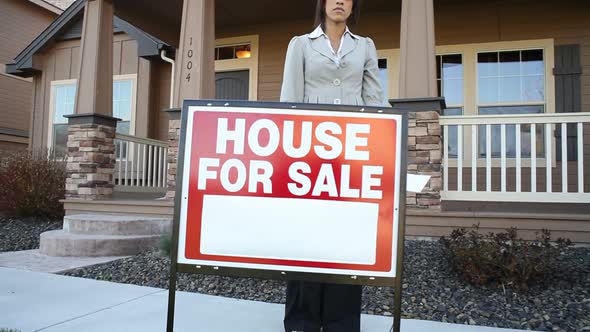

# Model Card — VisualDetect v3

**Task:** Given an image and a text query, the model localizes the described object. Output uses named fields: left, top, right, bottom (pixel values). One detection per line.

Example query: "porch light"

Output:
left=236, top=49, right=251, bottom=59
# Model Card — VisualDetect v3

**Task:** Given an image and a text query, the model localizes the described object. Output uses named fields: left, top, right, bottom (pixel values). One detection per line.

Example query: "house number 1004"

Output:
left=186, top=37, right=193, bottom=82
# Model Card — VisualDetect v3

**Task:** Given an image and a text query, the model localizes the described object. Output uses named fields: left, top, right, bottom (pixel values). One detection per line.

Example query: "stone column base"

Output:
left=391, top=97, right=445, bottom=210
left=64, top=113, right=120, bottom=200
left=165, top=108, right=181, bottom=200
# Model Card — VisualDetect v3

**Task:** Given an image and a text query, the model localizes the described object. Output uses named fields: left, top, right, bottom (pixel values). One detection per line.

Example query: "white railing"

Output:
left=440, top=112, right=590, bottom=203
left=114, top=133, right=168, bottom=193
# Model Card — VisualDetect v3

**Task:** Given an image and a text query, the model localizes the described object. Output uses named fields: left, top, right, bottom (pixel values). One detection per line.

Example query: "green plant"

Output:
left=0, top=150, right=66, bottom=218
left=159, top=232, right=172, bottom=256
left=440, top=225, right=571, bottom=289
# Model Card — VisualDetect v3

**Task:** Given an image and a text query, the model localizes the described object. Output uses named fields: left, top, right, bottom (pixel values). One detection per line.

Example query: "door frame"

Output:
left=215, top=35, right=259, bottom=101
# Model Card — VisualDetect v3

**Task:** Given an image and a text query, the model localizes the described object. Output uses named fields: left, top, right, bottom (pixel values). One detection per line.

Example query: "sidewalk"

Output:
left=0, top=267, right=526, bottom=332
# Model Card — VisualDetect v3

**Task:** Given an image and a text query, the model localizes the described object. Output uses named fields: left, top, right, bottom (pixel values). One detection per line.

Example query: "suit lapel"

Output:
left=309, top=36, right=335, bottom=62
left=340, top=33, right=358, bottom=59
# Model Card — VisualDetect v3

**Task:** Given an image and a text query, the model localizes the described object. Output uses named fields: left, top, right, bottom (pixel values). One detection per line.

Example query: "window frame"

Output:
left=47, top=74, right=138, bottom=153
left=214, top=35, right=260, bottom=101
left=436, top=39, right=555, bottom=167
left=376, top=49, right=400, bottom=102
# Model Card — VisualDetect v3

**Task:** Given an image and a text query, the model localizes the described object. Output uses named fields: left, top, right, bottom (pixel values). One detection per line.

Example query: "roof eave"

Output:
left=26, top=0, right=64, bottom=15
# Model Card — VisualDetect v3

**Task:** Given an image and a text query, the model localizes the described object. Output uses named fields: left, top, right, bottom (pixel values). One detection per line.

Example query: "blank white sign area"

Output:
left=200, top=195, right=379, bottom=265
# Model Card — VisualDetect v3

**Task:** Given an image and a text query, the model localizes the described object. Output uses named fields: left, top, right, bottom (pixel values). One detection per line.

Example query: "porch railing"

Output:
left=439, top=112, right=590, bottom=203
left=114, top=133, right=168, bottom=193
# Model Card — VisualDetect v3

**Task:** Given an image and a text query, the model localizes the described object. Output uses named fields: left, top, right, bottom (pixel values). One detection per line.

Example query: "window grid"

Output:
left=437, top=54, right=464, bottom=159
left=477, top=49, right=545, bottom=105
left=49, top=77, right=136, bottom=157
left=476, top=49, right=546, bottom=158
left=215, top=43, right=252, bottom=60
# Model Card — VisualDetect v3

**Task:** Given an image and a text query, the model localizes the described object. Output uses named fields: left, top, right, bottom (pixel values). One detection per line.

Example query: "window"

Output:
left=378, top=58, right=389, bottom=106
left=50, top=82, right=76, bottom=158
left=376, top=49, right=399, bottom=103
left=113, top=79, right=134, bottom=134
left=437, top=54, right=464, bottom=158
left=215, top=43, right=252, bottom=60
left=49, top=76, right=136, bottom=156
left=434, top=39, right=554, bottom=165
left=477, top=49, right=546, bottom=158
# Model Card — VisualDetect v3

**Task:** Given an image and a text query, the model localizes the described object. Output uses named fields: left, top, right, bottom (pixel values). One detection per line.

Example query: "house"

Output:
left=5, top=0, right=590, bottom=248
left=0, top=0, right=63, bottom=152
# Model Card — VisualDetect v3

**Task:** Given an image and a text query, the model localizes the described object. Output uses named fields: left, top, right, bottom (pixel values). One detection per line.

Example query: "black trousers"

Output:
left=284, top=280, right=362, bottom=332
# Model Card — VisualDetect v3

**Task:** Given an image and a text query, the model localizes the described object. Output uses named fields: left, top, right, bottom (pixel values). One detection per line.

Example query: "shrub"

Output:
left=0, top=150, right=66, bottom=218
left=159, top=232, right=172, bottom=257
left=440, top=225, right=572, bottom=289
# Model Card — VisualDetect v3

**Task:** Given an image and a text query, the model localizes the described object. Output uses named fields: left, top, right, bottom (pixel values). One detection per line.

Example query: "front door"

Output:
left=215, top=70, right=249, bottom=100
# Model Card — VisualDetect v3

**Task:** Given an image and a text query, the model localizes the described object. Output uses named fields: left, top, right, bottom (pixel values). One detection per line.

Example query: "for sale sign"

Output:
left=175, top=101, right=406, bottom=281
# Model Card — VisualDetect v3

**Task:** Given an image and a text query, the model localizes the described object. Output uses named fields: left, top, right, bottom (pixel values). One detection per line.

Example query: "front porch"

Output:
left=16, top=0, right=584, bottom=243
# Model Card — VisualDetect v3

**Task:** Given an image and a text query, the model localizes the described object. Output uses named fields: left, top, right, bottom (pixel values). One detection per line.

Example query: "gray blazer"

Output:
left=279, top=31, right=385, bottom=107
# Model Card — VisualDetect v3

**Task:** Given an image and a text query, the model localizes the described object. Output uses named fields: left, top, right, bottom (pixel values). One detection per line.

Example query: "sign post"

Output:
left=167, top=100, right=408, bottom=332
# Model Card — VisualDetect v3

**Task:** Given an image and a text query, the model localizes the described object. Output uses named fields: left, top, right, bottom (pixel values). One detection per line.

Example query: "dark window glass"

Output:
left=52, top=124, right=69, bottom=158
left=217, top=46, right=235, bottom=60
left=443, top=108, right=463, bottom=158
left=478, top=106, right=545, bottom=158
left=437, top=54, right=463, bottom=106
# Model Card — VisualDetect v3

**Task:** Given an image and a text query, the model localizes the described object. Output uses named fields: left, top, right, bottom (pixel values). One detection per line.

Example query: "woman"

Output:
left=280, top=0, right=385, bottom=331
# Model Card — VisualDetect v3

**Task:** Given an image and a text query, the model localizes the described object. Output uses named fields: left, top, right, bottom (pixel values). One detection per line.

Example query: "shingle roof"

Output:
left=44, top=0, right=76, bottom=10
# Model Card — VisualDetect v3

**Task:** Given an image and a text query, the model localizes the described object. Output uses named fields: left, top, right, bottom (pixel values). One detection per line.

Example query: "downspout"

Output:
left=160, top=50, right=175, bottom=108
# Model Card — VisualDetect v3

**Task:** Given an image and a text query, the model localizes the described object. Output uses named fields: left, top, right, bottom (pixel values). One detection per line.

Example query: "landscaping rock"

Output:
left=0, top=217, right=61, bottom=252
left=61, top=241, right=590, bottom=331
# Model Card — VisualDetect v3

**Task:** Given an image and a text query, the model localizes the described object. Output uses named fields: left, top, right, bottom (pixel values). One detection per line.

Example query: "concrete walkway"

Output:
left=0, top=249, right=124, bottom=273
left=0, top=267, right=528, bottom=332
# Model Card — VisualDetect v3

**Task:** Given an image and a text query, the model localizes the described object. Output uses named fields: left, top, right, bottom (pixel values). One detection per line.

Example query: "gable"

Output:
left=6, top=0, right=171, bottom=77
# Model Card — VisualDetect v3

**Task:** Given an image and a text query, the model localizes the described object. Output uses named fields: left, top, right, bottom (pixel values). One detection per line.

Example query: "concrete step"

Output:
left=39, top=230, right=162, bottom=257
left=63, top=214, right=171, bottom=236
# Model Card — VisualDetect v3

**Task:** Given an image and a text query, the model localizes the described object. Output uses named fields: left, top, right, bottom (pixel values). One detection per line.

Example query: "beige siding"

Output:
left=0, top=0, right=55, bottom=150
left=0, top=75, right=33, bottom=132
left=120, top=40, right=139, bottom=75
left=434, top=0, right=590, bottom=195
left=0, top=0, right=55, bottom=64
left=212, top=0, right=590, bottom=211
left=150, top=62, right=172, bottom=142
left=29, top=34, right=142, bottom=150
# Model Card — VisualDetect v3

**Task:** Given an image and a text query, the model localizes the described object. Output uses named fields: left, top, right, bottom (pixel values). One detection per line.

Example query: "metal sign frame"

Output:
left=167, top=99, right=408, bottom=332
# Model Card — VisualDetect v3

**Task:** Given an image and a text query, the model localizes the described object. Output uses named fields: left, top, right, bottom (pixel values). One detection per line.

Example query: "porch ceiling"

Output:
left=113, top=0, right=399, bottom=47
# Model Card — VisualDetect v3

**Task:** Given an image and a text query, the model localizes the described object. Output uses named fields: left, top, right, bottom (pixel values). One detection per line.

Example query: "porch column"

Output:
left=65, top=0, right=117, bottom=200
left=397, top=0, right=442, bottom=210
left=399, top=0, right=437, bottom=98
left=166, top=0, right=216, bottom=199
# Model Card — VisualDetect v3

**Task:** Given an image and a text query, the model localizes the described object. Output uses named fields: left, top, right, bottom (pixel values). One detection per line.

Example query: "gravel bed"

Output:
left=62, top=241, right=590, bottom=331
left=0, top=217, right=62, bottom=252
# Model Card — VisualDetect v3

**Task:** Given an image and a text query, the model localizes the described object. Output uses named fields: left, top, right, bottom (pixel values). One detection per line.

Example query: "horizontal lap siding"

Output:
left=215, top=1, right=590, bottom=203
left=436, top=0, right=590, bottom=195
left=0, top=0, right=55, bottom=64
left=216, top=13, right=400, bottom=102
left=0, top=75, right=32, bottom=132
left=0, top=0, right=55, bottom=148
left=447, top=163, right=590, bottom=193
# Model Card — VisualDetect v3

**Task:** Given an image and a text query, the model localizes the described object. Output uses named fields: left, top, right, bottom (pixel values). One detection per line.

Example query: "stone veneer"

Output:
left=388, top=97, right=445, bottom=210
left=164, top=99, right=444, bottom=209
left=166, top=110, right=181, bottom=200
left=406, top=110, right=442, bottom=209
left=64, top=114, right=119, bottom=200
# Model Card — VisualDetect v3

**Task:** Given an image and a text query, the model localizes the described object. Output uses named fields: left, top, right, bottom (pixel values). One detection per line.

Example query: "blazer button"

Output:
left=333, top=98, right=341, bottom=104
left=333, top=79, right=341, bottom=86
